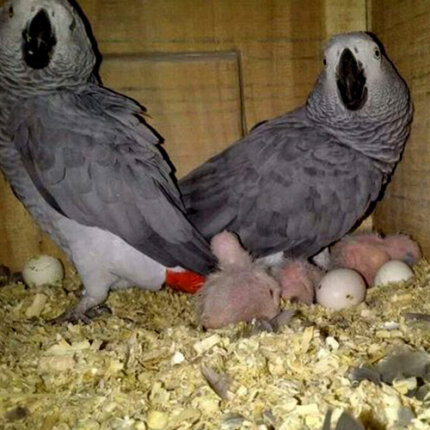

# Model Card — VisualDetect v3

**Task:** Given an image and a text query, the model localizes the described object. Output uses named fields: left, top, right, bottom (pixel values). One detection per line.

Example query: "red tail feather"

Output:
left=165, top=270, right=206, bottom=294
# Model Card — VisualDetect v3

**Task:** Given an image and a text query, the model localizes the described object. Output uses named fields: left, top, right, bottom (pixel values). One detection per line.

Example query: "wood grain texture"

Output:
left=0, top=0, right=367, bottom=270
left=88, top=0, right=366, bottom=129
left=323, top=0, right=367, bottom=35
left=371, top=0, right=430, bottom=257
left=101, top=51, right=243, bottom=177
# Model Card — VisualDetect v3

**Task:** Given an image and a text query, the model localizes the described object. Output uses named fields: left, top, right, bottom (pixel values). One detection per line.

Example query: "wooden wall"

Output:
left=371, top=1, right=430, bottom=257
left=1, top=0, right=367, bottom=270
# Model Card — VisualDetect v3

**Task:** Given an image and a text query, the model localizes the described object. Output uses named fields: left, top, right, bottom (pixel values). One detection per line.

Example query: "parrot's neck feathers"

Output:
left=307, top=98, right=413, bottom=175
left=0, top=70, right=94, bottom=97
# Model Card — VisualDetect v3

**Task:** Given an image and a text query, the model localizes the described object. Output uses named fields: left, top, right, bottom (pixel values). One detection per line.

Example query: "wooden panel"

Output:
left=0, top=0, right=367, bottom=270
left=101, top=52, right=243, bottom=176
left=323, top=0, right=367, bottom=35
left=81, top=0, right=332, bottom=125
left=0, top=175, right=39, bottom=269
left=371, top=0, right=430, bottom=257
left=0, top=175, right=68, bottom=272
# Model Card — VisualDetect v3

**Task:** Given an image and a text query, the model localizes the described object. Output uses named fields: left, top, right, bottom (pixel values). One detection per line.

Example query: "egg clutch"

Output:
left=18, top=230, right=419, bottom=327
left=193, top=231, right=420, bottom=328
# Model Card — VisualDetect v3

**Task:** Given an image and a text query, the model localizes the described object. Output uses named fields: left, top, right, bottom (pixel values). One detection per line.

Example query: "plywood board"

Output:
left=371, top=0, right=430, bottom=257
left=323, top=0, right=367, bottom=35
left=0, top=175, right=69, bottom=271
left=81, top=0, right=328, bottom=124
left=0, top=175, right=40, bottom=270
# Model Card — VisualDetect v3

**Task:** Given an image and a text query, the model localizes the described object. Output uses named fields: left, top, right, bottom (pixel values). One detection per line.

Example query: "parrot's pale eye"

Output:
left=69, top=19, right=76, bottom=31
left=8, top=6, right=14, bottom=18
left=374, top=47, right=381, bottom=60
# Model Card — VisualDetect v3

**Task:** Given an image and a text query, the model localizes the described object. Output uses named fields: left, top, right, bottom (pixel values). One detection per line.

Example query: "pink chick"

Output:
left=383, top=234, right=421, bottom=264
left=330, top=232, right=420, bottom=285
left=276, top=259, right=324, bottom=304
left=196, top=231, right=281, bottom=329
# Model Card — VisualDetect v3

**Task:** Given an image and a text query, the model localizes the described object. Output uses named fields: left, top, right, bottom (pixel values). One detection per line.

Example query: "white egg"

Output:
left=22, top=255, right=64, bottom=287
left=316, top=268, right=366, bottom=310
left=373, top=260, right=413, bottom=286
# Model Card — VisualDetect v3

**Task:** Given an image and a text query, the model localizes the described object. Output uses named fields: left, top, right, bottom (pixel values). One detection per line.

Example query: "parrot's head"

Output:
left=0, top=0, right=96, bottom=90
left=306, top=32, right=412, bottom=170
left=308, top=32, right=410, bottom=118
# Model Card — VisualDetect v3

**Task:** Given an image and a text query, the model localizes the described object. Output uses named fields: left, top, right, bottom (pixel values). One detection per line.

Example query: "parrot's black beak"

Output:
left=22, top=9, right=57, bottom=69
left=336, top=48, right=367, bottom=111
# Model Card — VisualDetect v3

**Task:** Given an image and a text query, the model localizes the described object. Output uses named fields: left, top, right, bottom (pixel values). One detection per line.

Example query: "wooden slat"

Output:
left=323, top=0, right=367, bottom=35
left=81, top=0, right=326, bottom=126
left=371, top=0, right=430, bottom=257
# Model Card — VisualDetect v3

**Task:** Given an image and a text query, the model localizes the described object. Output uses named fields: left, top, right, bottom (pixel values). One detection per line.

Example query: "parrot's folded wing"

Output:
left=180, top=109, right=381, bottom=258
left=10, top=84, right=215, bottom=274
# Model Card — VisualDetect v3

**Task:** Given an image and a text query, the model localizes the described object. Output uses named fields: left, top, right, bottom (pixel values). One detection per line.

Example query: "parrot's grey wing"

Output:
left=11, top=85, right=216, bottom=274
left=180, top=109, right=382, bottom=258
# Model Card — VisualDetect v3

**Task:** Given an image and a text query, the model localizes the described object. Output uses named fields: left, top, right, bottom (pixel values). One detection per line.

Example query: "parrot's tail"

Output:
left=165, top=269, right=206, bottom=294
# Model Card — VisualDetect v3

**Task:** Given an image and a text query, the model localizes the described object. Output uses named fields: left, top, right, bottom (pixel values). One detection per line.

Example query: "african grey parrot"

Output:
left=0, top=0, right=216, bottom=320
left=180, top=32, right=412, bottom=264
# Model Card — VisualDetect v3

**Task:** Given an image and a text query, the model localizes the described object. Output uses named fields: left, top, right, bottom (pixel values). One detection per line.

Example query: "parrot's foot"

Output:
left=51, top=309, right=93, bottom=324
left=245, top=309, right=296, bottom=336
left=52, top=304, right=111, bottom=324
left=165, top=269, right=206, bottom=294
left=86, top=304, right=112, bottom=319
left=52, top=291, right=110, bottom=324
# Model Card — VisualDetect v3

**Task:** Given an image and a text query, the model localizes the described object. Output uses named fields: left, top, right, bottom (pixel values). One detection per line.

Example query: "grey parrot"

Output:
left=0, top=0, right=216, bottom=320
left=179, top=32, right=412, bottom=263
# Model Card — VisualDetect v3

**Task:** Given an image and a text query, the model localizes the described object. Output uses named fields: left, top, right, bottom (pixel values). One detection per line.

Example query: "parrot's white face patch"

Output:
left=323, top=35, right=383, bottom=111
left=305, top=31, right=411, bottom=168
left=318, top=32, right=393, bottom=113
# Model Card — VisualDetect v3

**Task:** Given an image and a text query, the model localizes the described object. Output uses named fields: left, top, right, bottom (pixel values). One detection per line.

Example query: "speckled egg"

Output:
left=373, top=260, right=414, bottom=286
left=316, top=268, right=366, bottom=310
left=22, top=255, right=64, bottom=287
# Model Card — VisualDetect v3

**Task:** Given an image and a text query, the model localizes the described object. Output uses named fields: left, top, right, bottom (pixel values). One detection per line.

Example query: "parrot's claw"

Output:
left=86, top=304, right=112, bottom=319
left=51, top=309, right=93, bottom=324
left=246, top=309, right=296, bottom=336
left=52, top=303, right=112, bottom=324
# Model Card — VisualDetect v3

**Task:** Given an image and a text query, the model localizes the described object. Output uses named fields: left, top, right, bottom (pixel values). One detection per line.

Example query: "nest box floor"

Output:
left=1, top=263, right=430, bottom=430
